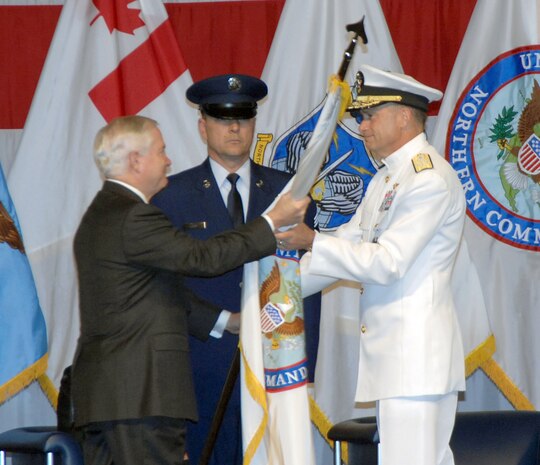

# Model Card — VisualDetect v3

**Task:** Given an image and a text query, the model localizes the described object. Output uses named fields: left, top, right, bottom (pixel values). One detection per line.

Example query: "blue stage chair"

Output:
left=327, top=410, right=540, bottom=465
left=0, top=426, right=83, bottom=465
left=327, top=416, right=378, bottom=465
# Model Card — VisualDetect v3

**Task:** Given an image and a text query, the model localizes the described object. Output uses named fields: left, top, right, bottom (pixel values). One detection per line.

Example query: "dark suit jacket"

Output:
left=152, top=159, right=319, bottom=465
left=71, top=181, right=276, bottom=427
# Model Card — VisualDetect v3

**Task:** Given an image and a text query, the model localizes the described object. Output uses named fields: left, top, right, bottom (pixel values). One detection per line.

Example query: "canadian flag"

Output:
left=7, top=0, right=203, bottom=407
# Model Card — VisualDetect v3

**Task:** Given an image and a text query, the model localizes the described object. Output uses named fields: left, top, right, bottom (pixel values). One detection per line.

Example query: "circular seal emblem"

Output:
left=447, top=45, right=540, bottom=251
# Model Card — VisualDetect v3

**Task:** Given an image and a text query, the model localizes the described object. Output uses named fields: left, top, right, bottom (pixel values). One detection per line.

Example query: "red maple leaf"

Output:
left=91, top=0, right=145, bottom=35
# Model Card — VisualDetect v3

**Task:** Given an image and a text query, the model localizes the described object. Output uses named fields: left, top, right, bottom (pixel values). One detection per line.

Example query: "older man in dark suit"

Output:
left=71, top=115, right=309, bottom=465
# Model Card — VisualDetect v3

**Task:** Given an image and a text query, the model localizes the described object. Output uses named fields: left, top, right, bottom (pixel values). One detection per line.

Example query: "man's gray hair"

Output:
left=410, top=106, right=428, bottom=128
left=93, top=115, right=158, bottom=178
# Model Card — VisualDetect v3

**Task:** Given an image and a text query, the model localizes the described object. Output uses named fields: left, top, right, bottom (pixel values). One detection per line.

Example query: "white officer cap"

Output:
left=347, top=64, right=443, bottom=113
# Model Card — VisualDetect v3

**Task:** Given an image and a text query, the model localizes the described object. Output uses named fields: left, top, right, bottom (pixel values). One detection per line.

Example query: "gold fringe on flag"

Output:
left=482, top=357, right=535, bottom=411
left=465, top=333, right=496, bottom=377
left=38, top=372, right=59, bottom=409
left=309, top=394, right=350, bottom=464
left=0, top=353, right=48, bottom=405
left=328, top=75, right=352, bottom=151
left=240, top=344, right=269, bottom=465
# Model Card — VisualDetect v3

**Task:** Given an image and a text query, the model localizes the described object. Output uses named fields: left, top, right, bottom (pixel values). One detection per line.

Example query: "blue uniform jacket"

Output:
left=152, top=158, right=320, bottom=465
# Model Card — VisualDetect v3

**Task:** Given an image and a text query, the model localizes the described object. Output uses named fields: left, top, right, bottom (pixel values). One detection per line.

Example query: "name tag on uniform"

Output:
left=183, top=221, right=207, bottom=230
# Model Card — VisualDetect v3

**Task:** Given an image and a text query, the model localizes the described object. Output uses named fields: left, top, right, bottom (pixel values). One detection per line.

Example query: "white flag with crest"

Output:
left=432, top=0, right=540, bottom=410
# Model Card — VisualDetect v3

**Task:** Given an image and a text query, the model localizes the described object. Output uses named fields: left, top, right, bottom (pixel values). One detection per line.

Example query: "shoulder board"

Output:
left=411, top=153, right=433, bottom=173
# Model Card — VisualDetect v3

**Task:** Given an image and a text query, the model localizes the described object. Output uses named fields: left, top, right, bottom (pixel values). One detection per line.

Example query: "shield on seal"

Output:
left=518, top=133, right=540, bottom=176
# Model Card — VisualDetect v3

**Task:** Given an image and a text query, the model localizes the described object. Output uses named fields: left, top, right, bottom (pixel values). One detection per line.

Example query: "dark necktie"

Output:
left=226, top=173, right=244, bottom=227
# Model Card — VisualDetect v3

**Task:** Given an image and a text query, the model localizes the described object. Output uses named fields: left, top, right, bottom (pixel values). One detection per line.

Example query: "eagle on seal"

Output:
left=0, top=201, right=25, bottom=253
left=259, top=261, right=304, bottom=338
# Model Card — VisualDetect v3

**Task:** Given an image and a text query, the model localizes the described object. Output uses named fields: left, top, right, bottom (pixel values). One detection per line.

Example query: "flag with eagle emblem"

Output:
left=240, top=69, right=351, bottom=465
left=0, top=163, right=47, bottom=404
left=238, top=3, right=358, bottom=463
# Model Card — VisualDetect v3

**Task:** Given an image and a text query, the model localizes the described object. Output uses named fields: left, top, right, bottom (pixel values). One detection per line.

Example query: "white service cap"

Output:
left=348, top=64, right=443, bottom=112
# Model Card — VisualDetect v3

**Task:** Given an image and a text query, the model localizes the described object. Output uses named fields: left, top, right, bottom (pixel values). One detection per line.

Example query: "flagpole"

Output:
left=200, top=18, right=368, bottom=465
left=198, top=348, right=240, bottom=465
left=289, top=17, right=368, bottom=200
left=337, top=17, right=368, bottom=81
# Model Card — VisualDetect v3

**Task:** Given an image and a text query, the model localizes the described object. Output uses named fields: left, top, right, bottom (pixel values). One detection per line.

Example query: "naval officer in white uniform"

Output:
left=276, top=64, right=466, bottom=465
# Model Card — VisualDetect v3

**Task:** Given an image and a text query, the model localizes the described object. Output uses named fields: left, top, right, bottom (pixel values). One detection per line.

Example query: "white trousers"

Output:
left=376, top=391, right=458, bottom=465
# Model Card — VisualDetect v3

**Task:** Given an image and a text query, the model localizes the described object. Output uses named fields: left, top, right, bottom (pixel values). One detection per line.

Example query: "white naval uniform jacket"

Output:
left=302, top=133, right=466, bottom=402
